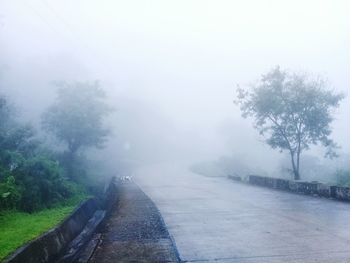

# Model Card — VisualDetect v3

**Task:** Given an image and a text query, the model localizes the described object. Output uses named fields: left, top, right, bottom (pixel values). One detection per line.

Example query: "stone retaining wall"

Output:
left=5, top=179, right=117, bottom=263
left=237, top=175, right=350, bottom=202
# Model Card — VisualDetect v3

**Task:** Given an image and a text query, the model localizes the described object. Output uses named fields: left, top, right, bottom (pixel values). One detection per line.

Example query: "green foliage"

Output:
left=0, top=152, right=79, bottom=212
left=42, top=81, right=112, bottom=155
left=0, top=197, right=85, bottom=261
left=0, top=94, right=81, bottom=212
left=335, top=170, right=350, bottom=187
left=57, top=151, right=88, bottom=181
left=0, top=85, right=106, bottom=259
left=0, top=95, right=13, bottom=132
left=235, top=66, right=344, bottom=180
left=15, top=156, right=75, bottom=212
left=0, top=176, right=21, bottom=210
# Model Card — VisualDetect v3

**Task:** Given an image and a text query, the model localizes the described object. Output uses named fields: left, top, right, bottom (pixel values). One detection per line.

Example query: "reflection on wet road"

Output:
left=135, top=163, right=350, bottom=262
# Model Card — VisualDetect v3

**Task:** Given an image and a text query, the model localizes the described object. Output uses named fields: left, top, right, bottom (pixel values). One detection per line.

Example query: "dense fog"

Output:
left=1, top=0, right=350, bottom=181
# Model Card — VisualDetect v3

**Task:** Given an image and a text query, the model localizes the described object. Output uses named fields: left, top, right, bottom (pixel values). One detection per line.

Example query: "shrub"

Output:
left=0, top=152, right=79, bottom=212
left=335, top=169, right=350, bottom=187
left=0, top=176, right=21, bottom=210
left=15, top=156, right=75, bottom=212
left=0, top=94, right=89, bottom=213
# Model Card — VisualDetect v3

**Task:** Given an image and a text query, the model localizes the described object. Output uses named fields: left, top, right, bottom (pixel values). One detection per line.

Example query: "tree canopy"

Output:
left=42, top=81, right=112, bottom=155
left=0, top=94, right=75, bottom=212
left=235, top=66, right=344, bottom=180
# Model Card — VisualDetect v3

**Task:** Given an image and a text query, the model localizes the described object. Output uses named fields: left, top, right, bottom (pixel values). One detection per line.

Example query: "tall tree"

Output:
left=0, top=94, right=73, bottom=212
left=42, top=81, right=112, bottom=163
left=235, top=67, right=344, bottom=180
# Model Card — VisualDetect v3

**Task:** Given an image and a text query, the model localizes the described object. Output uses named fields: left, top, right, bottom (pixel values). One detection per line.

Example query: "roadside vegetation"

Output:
left=0, top=196, right=84, bottom=261
left=0, top=81, right=112, bottom=260
left=235, top=66, right=344, bottom=181
left=194, top=67, right=349, bottom=186
left=335, top=170, right=350, bottom=187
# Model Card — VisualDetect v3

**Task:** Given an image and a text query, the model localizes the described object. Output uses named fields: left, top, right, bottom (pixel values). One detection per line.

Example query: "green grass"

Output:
left=0, top=196, right=86, bottom=261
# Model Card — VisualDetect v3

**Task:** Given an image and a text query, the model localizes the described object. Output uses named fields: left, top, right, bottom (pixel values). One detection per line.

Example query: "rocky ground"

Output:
left=86, top=181, right=180, bottom=263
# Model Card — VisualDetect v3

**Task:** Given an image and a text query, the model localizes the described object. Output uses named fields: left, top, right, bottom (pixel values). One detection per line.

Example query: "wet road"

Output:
left=134, top=163, right=350, bottom=262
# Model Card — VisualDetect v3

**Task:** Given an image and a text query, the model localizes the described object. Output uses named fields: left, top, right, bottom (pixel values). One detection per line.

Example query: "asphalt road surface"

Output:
left=134, top=163, right=350, bottom=263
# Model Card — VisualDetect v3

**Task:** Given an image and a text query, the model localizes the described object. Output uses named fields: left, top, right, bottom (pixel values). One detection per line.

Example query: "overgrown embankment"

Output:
left=0, top=85, right=113, bottom=261
left=0, top=198, right=84, bottom=261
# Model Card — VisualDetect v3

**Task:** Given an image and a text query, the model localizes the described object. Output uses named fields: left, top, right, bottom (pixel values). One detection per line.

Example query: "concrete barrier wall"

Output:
left=5, top=199, right=99, bottom=263
left=238, top=175, right=350, bottom=202
left=333, top=186, right=350, bottom=201
left=5, top=179, right=117, bottom=263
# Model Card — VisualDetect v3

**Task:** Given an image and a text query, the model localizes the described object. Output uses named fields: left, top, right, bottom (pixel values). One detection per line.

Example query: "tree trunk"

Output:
left=66, top=142, right=78, bottom=179
left=66, top=150, right=75, bottom=179
left=290, top=151, right=300, bottom=180
left=296, top=150, right=301, bottom=180
left=294, top=168, right=300, bottom=180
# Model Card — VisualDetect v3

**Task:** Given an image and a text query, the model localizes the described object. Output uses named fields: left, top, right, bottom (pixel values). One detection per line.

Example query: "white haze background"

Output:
left=1, top=0, right=350, bottom=177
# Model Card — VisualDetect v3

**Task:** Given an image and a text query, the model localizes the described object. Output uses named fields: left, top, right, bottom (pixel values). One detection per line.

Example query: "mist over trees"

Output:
left=235, top=67, right=344, bottom=180
left=41, top=82, right=113, bottom=180
left=0, top=81, right=114, bottom=212
left=1, top=2, right=350, bottom=262
left=42, top=81, right=112, bottom=154
left=0, top=0, right=349, bottom=210
left=0, top=93, right=74, bottom=212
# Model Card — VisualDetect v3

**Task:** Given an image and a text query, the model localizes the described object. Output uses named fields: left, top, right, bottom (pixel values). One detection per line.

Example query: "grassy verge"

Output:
left=0, top=195, right=87, bottom=261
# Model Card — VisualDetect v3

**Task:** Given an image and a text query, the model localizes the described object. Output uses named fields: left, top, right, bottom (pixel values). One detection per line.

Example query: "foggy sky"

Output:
left=1, top=0, right=350, bottom=172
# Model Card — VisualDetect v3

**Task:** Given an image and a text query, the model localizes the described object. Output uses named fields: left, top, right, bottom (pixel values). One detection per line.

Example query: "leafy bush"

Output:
left=0, top=176, right=21, bottom=210
left=0, top=92, right=108, bottom=213
left=335, top=170, right=350, bottom=187
left=15, top=156, right=75, bottom=212
left=0, top=153, right=78, bottom=212
left=0, top=95, right=81, bottom=212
